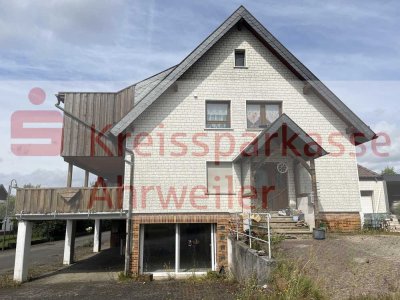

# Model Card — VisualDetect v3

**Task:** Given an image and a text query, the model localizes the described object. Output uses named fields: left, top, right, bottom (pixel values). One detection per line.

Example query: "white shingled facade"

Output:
left=123, top=25, right=362, bottom=215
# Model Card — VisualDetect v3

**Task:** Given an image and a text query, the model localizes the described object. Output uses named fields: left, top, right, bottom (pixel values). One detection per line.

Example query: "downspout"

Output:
left=124, top=147, right=134, bottom=276
left=310, top=159, right=319, bottom=227
left=374, top=177, right=382, bottom=214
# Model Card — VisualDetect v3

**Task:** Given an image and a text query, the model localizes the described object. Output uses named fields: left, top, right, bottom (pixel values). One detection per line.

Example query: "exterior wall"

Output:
left=130, top=214, right=229, bottom=275
left=318, top=212, right=361, bottom=232
left=228, top=237, right=275, bottom=285
left=358, top=179, right=389, bottom=213
left=123, top=25, right=361, bottom=215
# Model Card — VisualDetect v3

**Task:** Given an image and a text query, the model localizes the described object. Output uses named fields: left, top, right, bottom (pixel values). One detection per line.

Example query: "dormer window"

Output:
left=234, top=49, right=246, bottom=67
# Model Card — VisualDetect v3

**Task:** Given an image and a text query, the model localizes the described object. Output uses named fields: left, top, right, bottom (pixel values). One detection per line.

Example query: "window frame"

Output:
left=234, top=49, right=246, bottom=68
left=245, top=100, right=282, bottom=129
left=206, top=161, right=234, bottom=195
left=205, top=100, right=232, bottom=129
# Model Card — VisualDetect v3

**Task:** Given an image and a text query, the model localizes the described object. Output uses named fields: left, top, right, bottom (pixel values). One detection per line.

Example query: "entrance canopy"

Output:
left=233, top=114, right=328, bottom=163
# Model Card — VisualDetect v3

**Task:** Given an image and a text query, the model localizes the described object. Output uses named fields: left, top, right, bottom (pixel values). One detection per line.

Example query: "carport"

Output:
left=383, top=174, right=400, bottom=214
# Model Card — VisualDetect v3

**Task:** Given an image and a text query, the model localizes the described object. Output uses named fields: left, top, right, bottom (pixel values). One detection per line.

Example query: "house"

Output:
left=13, top=6, right=379, bottom=282
left=357, top=165, right=390, bottom=224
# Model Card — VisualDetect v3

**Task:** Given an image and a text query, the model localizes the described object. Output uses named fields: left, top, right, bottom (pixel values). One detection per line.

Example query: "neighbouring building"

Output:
left=357, top=165, right=390, bottom=225
left=13, top=6, right=388, bottom=282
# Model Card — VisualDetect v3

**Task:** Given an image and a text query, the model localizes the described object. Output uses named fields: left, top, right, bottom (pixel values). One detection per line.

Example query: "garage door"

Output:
left=360, top=191, right=374, bottom=214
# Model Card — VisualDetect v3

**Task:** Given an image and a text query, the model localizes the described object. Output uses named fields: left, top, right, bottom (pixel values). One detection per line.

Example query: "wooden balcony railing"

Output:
left=15, top=187, right=124, bottom=215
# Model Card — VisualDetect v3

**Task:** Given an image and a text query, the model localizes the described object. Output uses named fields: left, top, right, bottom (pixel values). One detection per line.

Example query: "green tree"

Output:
left=381, top=166, right=397, bottom=175
left=0, top=195, right=15, bottom=219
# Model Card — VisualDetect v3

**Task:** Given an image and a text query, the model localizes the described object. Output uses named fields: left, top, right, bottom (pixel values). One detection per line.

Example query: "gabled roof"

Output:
left=110, top=5, right=376, bottom=144
left=358, top=164, right=382, bottom=180
left=233, top=114, right=328, bottom=162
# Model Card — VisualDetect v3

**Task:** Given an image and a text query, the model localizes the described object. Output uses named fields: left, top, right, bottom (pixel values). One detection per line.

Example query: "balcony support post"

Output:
left=13, top=220, right=33, bottom=283
left=63, top=219, right=76, bottom=265
left=93, top=219, right=101, bottom=253
left=67, top=163, right=73, bottom=187
left=84, top=171, right=89, bottom=187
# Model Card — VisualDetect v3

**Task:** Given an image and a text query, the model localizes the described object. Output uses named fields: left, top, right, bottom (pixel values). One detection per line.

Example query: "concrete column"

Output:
left=93, top=219, right=101, bottom=253
left=67, top=163, right=73, bottom=187
left=63, top=220, right=76, bottom=265
left=84, top=170, right=89, bottom=188
left=13, top=220, right=33, bottom=282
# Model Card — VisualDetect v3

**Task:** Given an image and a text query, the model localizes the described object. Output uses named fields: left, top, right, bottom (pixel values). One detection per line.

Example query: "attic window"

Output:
left=234, top=49, right=246, bottom=67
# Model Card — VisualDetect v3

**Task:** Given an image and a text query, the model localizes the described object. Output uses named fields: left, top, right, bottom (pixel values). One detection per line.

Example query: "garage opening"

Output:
left=141, top=223, right=216, bottom=275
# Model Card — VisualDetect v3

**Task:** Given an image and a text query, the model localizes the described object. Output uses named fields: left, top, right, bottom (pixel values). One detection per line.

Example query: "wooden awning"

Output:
left=233, top=114, right=328, bottom=163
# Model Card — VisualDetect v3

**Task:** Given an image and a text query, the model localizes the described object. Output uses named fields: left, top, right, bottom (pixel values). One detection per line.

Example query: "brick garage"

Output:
left=130, top=213, right=230, bottom=276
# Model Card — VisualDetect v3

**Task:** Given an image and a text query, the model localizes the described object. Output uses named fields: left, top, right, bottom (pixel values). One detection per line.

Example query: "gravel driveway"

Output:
left=279, top=234, right=400, bottom=299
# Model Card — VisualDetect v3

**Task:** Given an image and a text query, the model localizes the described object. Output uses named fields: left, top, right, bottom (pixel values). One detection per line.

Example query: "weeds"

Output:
left=236, top=258, right=325, bottom=300
left=187, top=271, right=225, bottom=282
left=117, top=272, right=133, bottom=281
left=0, top=274, right=20, bottom=289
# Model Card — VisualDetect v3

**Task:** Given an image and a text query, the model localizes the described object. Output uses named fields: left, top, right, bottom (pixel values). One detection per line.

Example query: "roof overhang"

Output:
left=233, top=114, right=328, bottom=163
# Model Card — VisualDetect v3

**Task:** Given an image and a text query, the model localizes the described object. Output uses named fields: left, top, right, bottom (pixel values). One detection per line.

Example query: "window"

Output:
left=246, top=102, right=281, bottom=128
left=142, top=223, right=215, bottom=274
left=206, top=101, right=230, bottom=129
left=207, top=162, right=233, bottom=194
left=234, top=49, right=246, bottom=67
left=360, top=190, right=373, bottom=197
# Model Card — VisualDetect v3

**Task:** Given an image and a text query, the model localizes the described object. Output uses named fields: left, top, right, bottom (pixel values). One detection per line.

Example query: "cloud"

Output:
left=358, top=121, right=400, bottom=173
left=0, top=168, right=89, bottom=188
left=0, top=1, right=399, bottom=183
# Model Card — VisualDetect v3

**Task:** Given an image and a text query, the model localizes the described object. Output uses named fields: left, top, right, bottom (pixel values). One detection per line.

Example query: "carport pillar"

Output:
left=13, top=220, right=33, bottom=283
left=93, top=219, right=101, bottom=253
left=67, top=163, right=73, bottom=187
left=63, top=220, right=76, bottom=265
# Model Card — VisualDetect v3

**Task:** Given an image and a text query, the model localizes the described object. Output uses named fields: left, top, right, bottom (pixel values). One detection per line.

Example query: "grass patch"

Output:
left=236, top=258, right=325, bottom=300
left=0, top=274, right=20, bottom=289
left=187, top=271, right=224, bottom=282
left=117, top=272, right=133, bottom=281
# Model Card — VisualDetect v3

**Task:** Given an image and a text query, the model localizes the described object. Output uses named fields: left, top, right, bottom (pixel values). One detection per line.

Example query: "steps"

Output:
left=254, top=214, right=312, bottom=239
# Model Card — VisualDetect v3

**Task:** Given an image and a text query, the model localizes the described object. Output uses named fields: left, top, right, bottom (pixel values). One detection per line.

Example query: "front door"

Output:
left=254, top=162, right=288, bottom=211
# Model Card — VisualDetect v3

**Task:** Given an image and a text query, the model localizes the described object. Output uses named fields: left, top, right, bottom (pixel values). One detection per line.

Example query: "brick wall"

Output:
left=130, top=213, right=230, bottom=275
left=318, top=212, right=361, bottom=232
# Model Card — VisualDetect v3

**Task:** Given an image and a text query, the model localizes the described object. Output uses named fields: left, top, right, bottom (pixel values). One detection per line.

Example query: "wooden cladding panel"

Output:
left=61, top=88, right=134, bottom=157
left=15, top=187, right=123, bottom=214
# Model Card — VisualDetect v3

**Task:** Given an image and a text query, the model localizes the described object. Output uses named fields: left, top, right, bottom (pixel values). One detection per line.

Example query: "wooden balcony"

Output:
left=15, top=187, right=125, bottom=219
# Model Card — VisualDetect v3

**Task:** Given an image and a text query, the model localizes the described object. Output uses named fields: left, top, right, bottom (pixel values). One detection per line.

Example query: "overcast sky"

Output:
left=0, top=0, right=399, bottom=187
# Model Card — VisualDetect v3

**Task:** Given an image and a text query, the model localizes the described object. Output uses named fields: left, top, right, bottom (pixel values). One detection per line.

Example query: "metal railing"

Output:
left=230, top=212, right=272, bottom=259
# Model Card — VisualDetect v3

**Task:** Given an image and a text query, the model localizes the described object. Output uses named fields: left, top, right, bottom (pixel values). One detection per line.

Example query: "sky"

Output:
left=0, top=0, right=399, bottom=187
